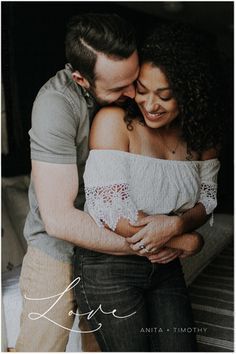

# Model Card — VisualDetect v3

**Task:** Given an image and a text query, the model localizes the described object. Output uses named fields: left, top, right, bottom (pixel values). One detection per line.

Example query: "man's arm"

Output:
left=32, top=160, right=134, bottom=256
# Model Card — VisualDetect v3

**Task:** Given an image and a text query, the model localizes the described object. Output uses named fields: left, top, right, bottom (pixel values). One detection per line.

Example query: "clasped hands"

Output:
left=126, top=214, right=194, bottom=264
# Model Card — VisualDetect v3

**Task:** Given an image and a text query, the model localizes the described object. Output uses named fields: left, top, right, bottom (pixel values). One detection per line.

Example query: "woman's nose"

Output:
left=144, top=96, right=160, bottom=112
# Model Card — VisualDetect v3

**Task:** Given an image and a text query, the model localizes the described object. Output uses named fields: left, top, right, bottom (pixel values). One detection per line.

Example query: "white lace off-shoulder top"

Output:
left=84, top=149, right=220, bottom=231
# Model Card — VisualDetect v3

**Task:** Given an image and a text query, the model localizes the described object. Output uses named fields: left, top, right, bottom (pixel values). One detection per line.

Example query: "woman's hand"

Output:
left=126, top=214, right=181, bottom=254
left=147, top=247, right=183, bottom=264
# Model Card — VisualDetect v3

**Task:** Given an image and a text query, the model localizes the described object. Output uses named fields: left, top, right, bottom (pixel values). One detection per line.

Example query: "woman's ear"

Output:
left=72, top=71, right=90, bottom=89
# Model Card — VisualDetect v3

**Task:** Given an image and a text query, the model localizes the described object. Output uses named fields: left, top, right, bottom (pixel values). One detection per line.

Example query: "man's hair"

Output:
left=65, top=13, right=136, bottom=84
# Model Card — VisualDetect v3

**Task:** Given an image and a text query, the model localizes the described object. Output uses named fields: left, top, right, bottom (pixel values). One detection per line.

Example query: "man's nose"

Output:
left=123, top=84, right=136, bottom=99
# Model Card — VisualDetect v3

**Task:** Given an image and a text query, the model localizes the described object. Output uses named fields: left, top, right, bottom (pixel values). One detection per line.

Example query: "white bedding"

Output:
left=2, top=266, right=22, bottom=349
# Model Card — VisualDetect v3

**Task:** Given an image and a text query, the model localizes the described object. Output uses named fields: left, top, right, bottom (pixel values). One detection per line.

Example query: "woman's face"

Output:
left=135, top=62, right=179, bottom=129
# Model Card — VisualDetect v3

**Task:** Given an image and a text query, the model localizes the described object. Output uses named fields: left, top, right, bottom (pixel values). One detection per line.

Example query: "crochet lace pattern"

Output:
left=199, top=183, right=217, bottom=215
left=85, top=183, right=138, bottom=231
left=84, top=150, right=220, bottom=230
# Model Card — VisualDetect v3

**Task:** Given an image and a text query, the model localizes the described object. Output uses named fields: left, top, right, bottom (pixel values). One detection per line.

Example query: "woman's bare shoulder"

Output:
left=89, top=107, right=129, bottom=150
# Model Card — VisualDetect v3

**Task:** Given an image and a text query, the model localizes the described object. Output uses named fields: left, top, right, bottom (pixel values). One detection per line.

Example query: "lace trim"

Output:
left=199, top=183, right=217, bottom=216
left=85, top=183, right=138, bottom=231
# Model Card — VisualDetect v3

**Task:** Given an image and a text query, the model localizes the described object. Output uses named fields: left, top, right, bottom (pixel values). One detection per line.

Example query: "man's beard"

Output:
left=86, top=86, right=109, bottom=106
left=87, top=87, right=133, bottom=108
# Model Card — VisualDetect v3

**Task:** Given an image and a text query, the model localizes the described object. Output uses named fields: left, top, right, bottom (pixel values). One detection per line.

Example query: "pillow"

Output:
left=181, top=213, right=233, bottom=285
left=2, top=266, right=23, bottom=349
left=2, top=175, right=30, bottom=189
left=4, top=186, right=29, bottom=252
left=2, top=197, right=25, bottom=272
left=1, top=298, right=8, bottom=351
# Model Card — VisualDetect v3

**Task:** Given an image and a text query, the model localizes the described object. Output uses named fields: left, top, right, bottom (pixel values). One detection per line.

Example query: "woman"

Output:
left=74, top=24, right=222, bottom=351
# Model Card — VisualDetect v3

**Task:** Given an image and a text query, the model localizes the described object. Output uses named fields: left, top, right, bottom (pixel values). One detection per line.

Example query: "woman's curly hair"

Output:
left=125, top=23, right=224, bottom=154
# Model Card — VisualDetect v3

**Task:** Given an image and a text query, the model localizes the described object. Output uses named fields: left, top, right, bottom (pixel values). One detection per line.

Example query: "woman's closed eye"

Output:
left=156, top=88, right=173, bottom=101
left=136, top=80, right=173, bottom=101
left=136, top=90, right=173, bottom=102
left=159, top=95, right=173, bottom=101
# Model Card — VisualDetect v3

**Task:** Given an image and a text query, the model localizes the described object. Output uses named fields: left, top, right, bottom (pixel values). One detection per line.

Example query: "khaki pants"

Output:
left=16, top=246, right=100, bottom=352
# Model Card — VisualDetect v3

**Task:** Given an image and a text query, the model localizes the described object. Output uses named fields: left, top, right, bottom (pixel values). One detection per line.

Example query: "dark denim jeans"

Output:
left=74, top=248, right=197, bottom=352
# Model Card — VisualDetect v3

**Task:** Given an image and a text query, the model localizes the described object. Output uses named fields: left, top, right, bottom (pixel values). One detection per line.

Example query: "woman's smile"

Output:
left=141, top=107, right=166, bottom=122
left=135, top=63, right=179, bottom=128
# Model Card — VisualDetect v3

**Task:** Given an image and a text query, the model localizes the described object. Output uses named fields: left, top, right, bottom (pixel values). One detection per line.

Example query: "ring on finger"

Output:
left=139, top=244, right=150, bottom=253
left=143, top=246, right=151, bottom=253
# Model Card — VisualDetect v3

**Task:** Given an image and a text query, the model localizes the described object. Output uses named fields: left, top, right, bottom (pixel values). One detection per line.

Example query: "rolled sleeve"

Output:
left=30, top=92, right=78, bottom=164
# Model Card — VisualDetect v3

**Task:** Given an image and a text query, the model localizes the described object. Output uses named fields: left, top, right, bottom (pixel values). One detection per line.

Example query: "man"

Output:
left=16, top=12, right=207, bottom=352
left=16, top=13, right=139, bottom=352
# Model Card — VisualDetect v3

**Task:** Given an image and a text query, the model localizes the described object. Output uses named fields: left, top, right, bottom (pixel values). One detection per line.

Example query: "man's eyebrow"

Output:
left=137, top=80, right=171, bottom=92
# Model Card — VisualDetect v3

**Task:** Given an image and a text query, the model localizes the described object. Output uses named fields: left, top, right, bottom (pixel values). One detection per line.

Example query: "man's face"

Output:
left=89, top=51, right=139, bottom=106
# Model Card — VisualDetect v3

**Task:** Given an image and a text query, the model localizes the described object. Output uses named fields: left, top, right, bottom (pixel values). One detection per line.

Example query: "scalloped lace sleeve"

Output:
left=198, top=159, right=220, bottom=217
left=83, top=150, right=138, bottom=231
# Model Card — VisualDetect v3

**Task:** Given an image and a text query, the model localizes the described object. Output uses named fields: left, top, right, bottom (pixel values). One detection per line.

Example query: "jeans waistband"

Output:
left=75, top=247, right=150, bottom=264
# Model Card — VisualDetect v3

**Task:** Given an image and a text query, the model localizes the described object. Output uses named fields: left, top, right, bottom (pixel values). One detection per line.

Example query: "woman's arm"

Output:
left=87, top=106, right=140, bottom=231
left=165, top=231, right=204, bottom=254
left=113, top=213, right=204, bottom=254
left=88, top=108, right=191, bottom=255
left=88, top=110, right=216, bottom=257
left=127, top=147, right=220, bottom=254
left=147, top=232, right=204, bottom=263
left=112, top=211, right=147, bottom=238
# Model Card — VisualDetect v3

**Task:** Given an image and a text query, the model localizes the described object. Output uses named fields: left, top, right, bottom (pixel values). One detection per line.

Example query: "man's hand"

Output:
left=126, top=214, right=182, bottom=254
